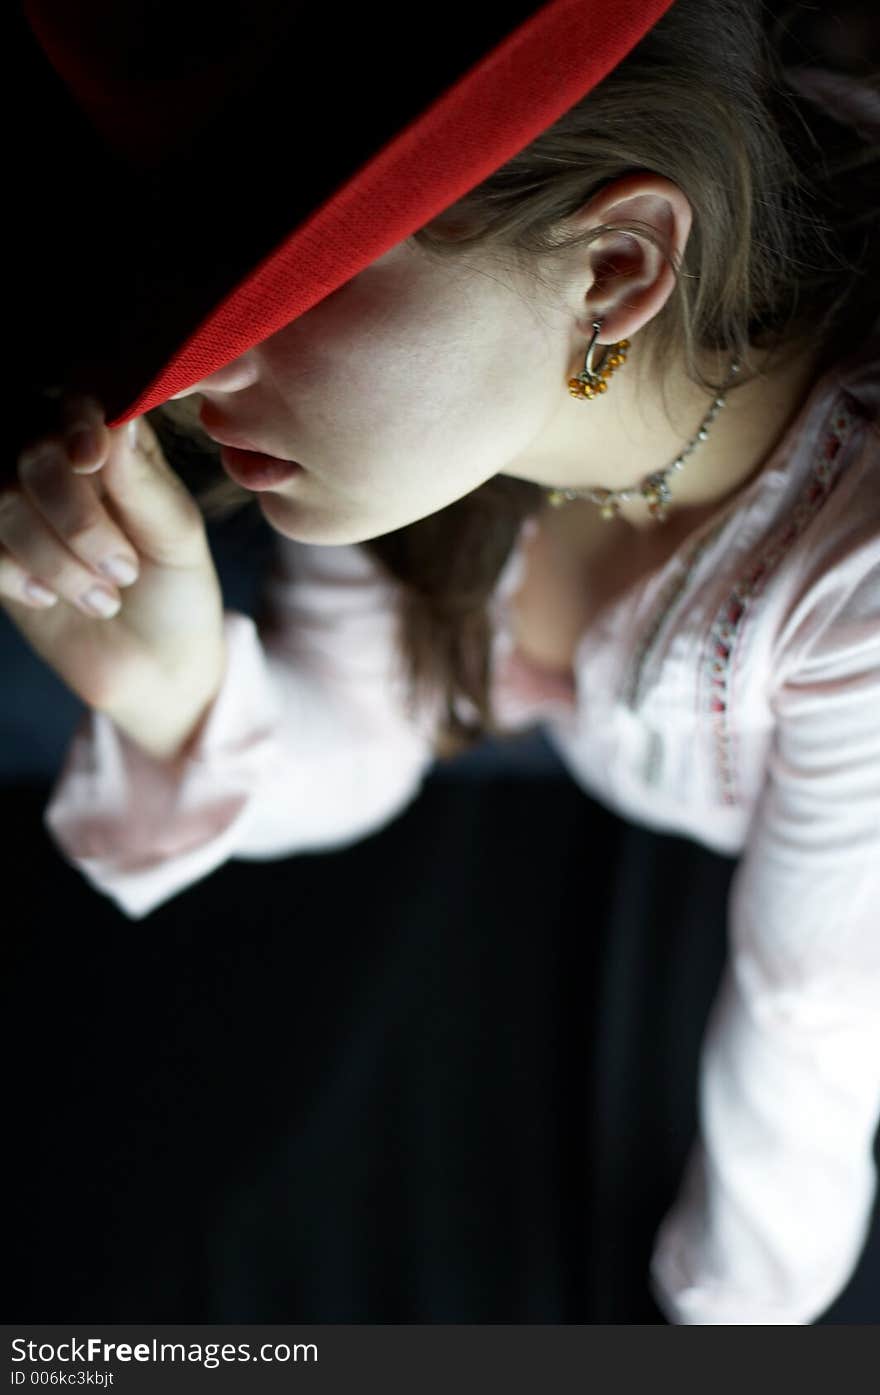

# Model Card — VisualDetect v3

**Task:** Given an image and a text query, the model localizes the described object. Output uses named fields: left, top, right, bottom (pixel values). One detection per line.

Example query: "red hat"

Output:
left=21, top=0, right=677, bottom=430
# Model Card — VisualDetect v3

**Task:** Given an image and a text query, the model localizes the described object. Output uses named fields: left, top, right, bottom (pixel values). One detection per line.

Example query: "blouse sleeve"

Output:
left=649, top=544, right=880, bottom=1324
left=43, top=540, right=442, bottom=921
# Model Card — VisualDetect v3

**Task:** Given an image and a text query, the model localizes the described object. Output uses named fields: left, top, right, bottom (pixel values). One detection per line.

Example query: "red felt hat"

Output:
left=21, top=0, right=677, bottom=430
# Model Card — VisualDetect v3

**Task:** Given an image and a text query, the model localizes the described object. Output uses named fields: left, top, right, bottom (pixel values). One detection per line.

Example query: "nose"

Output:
left=167, top=355, right=261, bottom=400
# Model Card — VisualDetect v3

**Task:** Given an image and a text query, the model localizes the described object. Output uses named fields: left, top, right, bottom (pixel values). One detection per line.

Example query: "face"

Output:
left=173, top=236, right=577, bottom=544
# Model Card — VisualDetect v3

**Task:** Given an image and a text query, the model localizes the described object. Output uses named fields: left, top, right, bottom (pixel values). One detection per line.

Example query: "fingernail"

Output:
left=67, top=427, right=99, bottom=467
left=98, top=556, right=139, bottom=586
left=24, top=580, right=59, bottom=607
left=81, top=586, right=121, bottom=618
left=128, top=420, right=138, bottom=447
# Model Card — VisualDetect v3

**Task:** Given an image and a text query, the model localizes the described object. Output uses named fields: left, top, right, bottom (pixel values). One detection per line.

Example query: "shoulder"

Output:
left=761, top=358, right=879, bottom=683
left=770, top=455, right=878, bottom=696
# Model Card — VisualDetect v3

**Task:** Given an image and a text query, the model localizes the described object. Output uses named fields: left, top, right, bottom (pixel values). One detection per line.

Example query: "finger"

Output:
left=0, top=489, right=122, bottom=619
left=96, top=415, right=208, bottom=569
left=0, top=544, right=60, bottom=610
left=59, top=393, right=110, bottom=474
left=18, top=438, right=141, bottom=588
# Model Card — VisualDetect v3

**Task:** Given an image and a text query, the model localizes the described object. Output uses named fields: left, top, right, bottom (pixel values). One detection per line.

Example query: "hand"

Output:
left=1, top=392, right=227, bottom=762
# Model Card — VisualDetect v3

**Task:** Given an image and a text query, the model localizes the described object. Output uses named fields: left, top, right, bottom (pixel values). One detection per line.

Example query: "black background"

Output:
left=6, top=1, right=879, bottom=1324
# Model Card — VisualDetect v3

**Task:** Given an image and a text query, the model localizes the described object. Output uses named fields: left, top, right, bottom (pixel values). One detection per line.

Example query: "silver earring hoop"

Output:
left=584, top=320, right=604, bottom=377
left=567, top=318, right=630, bottom=401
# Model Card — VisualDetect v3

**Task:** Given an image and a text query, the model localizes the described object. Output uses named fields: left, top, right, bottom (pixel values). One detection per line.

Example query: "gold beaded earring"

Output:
left=567, top=318, right=630, bottom=400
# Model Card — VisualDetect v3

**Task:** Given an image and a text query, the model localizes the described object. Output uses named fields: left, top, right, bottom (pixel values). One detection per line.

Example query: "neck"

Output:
left=506, top=337, right=823, bottom=534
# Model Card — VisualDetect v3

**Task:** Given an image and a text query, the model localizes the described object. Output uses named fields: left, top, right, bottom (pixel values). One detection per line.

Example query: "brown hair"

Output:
left=152, top=0, right=879, bottom=757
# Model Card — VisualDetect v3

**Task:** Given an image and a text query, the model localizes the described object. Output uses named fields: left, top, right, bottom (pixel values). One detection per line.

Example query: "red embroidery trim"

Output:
left=705, top=403, right=857, bottom=805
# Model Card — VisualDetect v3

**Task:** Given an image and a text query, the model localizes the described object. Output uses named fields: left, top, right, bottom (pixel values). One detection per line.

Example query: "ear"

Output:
left=568, top=173, right=693, bottom=343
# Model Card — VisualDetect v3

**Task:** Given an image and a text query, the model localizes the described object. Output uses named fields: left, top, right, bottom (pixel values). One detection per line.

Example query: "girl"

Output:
left=5, top=0, right=879, bottom=1324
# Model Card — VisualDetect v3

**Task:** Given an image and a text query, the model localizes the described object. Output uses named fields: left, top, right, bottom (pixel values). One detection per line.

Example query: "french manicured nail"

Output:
left=67, top=427, right=99, bottom=467
left=98, top=556, right=139, bottom=586
left=81, top=586, right=121, bottom=618
left=24, top=580, right=59, bottom=607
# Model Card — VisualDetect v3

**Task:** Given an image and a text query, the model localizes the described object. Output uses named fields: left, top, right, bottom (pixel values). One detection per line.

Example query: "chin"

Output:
left=256, top=492, right=388, bottom=547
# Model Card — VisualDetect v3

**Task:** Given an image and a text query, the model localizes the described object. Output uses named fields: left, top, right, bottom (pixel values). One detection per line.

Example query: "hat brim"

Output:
left=23, top=0, right=676, bottom=427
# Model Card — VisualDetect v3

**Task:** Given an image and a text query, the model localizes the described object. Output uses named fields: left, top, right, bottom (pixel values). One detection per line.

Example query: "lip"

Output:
left=197, top=404, right=291, bottom=459
left=219, top=446, right=303, bottom=491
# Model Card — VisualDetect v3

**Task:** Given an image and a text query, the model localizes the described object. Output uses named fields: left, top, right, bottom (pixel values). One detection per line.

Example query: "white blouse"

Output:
left=44, top=345, right=880, bottom=1323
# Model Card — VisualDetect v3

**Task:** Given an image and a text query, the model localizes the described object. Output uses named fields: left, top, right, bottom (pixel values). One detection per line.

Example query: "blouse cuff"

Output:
left=43, top=612, right=280, bottom=920
left=648, top=1142, right=878, bottom=1324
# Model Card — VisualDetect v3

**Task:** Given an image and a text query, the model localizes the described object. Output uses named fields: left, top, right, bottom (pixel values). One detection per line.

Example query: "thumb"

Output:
left=94, top=415, right=210, bottom=569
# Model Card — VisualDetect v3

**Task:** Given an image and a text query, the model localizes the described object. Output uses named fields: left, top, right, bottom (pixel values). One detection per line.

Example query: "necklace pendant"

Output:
left=593, top=488, right=620, bottom=520
left=642, top=472, right=671, bottom=514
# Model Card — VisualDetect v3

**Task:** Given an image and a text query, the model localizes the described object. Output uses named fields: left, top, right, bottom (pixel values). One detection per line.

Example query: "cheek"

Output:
left=324, top=357, right=487, bottom=471
left=264, top=333, right=414, bottom=455
left=261, top=296, right=549, bottom=480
